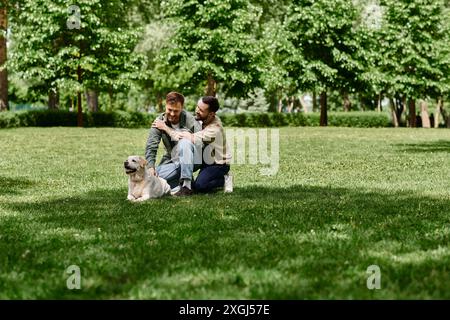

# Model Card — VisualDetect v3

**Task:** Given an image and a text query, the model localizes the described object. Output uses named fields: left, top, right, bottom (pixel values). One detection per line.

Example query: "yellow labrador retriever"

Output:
left=124, top=156, right=171, bottom=201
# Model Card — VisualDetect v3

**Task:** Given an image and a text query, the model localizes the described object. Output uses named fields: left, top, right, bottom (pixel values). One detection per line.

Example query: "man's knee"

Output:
left=178, top=138, right=194, bottom=151
left=157, top=163, right=180, bottom=180
left=178, top=139, right=202, bottom=166
left=194, top=177, right=209, bottom=192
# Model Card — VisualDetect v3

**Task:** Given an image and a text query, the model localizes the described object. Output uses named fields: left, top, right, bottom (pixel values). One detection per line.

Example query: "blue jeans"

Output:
left=156, top=139, right=201, bottom=188
left=194, top=164, right=230, bottom=193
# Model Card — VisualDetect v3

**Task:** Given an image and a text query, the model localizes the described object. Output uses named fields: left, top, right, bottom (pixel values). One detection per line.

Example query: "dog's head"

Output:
left=124, top=156, right=147, bottom=175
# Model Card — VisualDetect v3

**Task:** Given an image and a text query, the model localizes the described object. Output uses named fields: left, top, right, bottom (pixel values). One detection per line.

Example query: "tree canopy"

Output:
left=0, top=0, right=449, bottom=127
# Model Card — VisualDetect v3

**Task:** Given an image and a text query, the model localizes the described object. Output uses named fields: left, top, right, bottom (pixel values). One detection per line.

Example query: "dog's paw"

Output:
left=127, top=195, right=135, bottom=201
left=135, top=196, right=150, bottom=202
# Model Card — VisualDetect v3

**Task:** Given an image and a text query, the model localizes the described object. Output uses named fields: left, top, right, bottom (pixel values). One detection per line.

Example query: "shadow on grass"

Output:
left=2, top=185, right=450, bottom=299
left=0, top=176, right=35, bottom=195
left=396, top=140, right=450, bottom=153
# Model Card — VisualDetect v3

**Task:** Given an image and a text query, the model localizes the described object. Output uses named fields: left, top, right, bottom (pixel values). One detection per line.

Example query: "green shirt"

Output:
left=145, top=110, right=201, bottom=168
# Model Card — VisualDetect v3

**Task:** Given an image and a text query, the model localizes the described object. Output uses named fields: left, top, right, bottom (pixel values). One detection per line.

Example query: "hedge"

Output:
left=0, top=110, right=156, bottom=129
left=219, top=111, right=392, bottom=128
left=0, top=109, right=392, bottom=129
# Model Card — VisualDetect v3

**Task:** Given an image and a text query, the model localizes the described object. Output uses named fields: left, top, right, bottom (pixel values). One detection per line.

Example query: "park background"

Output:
left=1, top=0, right=450, bottom=299
left=0, top=0, right=449, bottom=127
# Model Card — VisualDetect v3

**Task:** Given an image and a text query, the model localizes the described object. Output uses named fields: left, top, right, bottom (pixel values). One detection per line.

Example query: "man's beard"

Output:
left=167, top=117, right=175, bottom=123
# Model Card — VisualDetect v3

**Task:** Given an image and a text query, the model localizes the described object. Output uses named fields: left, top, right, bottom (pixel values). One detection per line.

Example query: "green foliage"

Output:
left=0, top=111, right=20, bottom=128
left=0, top=110, right=156, bottom=128
left=286, top=0, right=365, bottom=92
left=9, top=0, right=143, bottom=98
left=3, top=0, right=450, bottom=112
left=221, top=88, right=270, bottom=113
left=158, top=0, right=262, bottom=96
left=258, top=17, right=298, bottom=97
left=326, top=111, right=392, bottom=127
left=366, top=0, right=450, bottom=98
left=219, top=111, right=391, bottom=128
left=0, top=110, right=391, bottom=129
left=246, top=88, right=270, bottom=113
left=134, top=19, right=190, bottom=108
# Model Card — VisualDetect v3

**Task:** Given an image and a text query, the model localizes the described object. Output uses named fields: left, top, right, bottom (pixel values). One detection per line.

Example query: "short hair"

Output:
left=166, top=92, right=184, bottom=106
left=201, top=96, right=220, bottom=113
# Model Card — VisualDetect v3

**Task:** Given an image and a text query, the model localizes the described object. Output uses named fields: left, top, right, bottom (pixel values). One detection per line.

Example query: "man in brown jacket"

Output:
left=176, top=96, right=232, bottom=195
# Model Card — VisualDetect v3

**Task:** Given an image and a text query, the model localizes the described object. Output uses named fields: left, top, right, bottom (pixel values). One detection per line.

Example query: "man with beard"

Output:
left=173, top=96, right=232, bottom=195
left=147, top=91, right=202, bottom=193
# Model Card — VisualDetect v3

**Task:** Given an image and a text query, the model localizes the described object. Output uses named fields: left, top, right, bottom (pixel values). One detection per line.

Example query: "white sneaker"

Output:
left=170, top=186, right=181, bottom=196
left=224, top=173, right=233, bottom=193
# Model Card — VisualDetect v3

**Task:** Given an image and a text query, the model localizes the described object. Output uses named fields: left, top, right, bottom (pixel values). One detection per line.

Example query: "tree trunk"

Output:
left=390, top=98, right=399, bottom=127
left=312, top=90, right=317, bottom=112
left=206, top=72, right=216, bottom=97
left=77, top=66, right=83, bottom=127
left=299, top=94, right=308, bottom=113
left=359, top=95, right=365, bottom=111
left=444, top=99, right=450, bottom=128
left=377, top=92, right=382, bottom=112
left=48, top=89, right=59, bottom=109
left=343, top=91, right=351, bottom=112
left=420, top=100, right=430, bottom=128
left=401, top=96, right=406, bottom=122
left=277, top=97, right=283, bottom=113
left=393, top=96, right=405, bottom=126
left=441, top=99, right=450, bottom=128
left=86, top=89, right=99, bottom=112
left=0, top=6, right=8, bottom=111
left=320, top=91, right=327, bottom=126
left=108, top=87, right=114, bottom=111
left=408, top=98, right=416, bottom=128
left=434, top=97, right=442, bottom=128
left=157, top=94, right=163, bottom=113
left=287, top=96, right=294, bottom=113
left=434, top=97, right=449, bottom=128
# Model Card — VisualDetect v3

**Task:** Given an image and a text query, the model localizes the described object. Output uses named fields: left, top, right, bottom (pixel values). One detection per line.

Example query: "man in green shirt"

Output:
left=145, top=92, right=201, bottom=191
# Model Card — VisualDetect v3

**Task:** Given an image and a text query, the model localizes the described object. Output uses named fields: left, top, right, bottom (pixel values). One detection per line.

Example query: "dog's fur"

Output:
left=124, top=156, right=171, bottom=201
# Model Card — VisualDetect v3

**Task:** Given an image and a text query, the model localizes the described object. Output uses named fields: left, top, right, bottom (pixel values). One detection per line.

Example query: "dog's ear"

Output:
left=139, top=157, right=148, bottom=168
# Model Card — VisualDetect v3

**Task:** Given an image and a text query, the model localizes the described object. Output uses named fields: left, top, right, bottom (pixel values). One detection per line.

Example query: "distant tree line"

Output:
left=0, top=0, right=449, bottom=127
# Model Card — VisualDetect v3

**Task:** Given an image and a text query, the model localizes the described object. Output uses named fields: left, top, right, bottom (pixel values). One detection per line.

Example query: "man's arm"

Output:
left=152, top=119, right=180, bottom=141
left=173, top=112, right=201, bottom=143
left=176, top=125, right=217, bottom=144
left=192, top=126, right=217, bottom=144
left=145, top=126, right=163, bottom=169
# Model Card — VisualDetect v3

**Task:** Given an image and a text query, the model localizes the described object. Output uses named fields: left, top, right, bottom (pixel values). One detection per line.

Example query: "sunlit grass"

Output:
left=1, top=126, right=450, bottom=299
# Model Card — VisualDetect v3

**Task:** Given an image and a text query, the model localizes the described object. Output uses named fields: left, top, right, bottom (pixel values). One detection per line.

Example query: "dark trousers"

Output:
left=194, top=164, right=230, bottom=193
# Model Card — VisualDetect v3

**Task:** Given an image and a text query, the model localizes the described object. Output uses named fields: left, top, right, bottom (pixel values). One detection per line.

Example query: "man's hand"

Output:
left=148, top=167, right=157, bottom=176
left=152, top=119, right=168, bottom=132
left=178, top=131, right=194, bottom=143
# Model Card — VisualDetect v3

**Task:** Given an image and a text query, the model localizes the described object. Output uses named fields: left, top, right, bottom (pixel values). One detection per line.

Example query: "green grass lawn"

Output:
left=1, top=126, right=450, bottom=299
